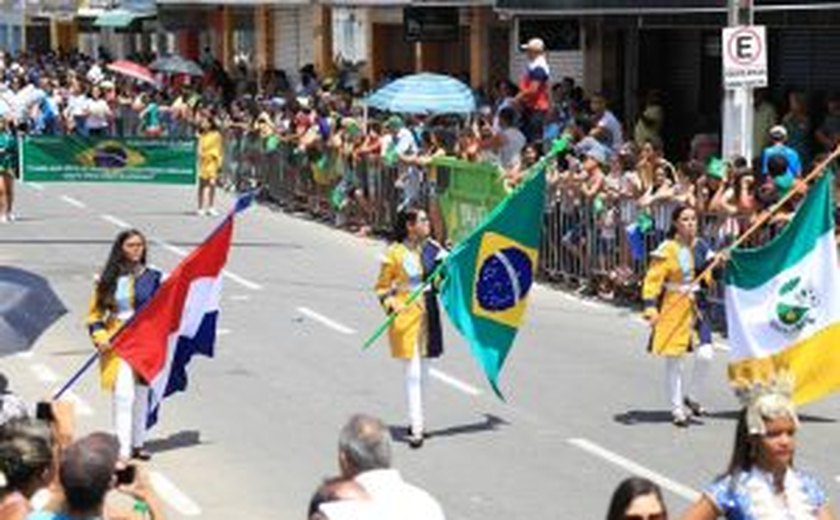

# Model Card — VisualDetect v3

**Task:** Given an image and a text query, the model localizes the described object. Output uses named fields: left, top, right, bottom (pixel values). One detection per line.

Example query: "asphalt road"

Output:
left=3, top=181, right=839, bottom=519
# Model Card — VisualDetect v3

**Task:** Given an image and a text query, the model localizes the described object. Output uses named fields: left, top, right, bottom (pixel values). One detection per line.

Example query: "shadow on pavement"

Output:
left=613, top=410, right=676, bottom=425
left=146, top=430, right=205, bottom=454
left=388, top=413, right=508, bottom=444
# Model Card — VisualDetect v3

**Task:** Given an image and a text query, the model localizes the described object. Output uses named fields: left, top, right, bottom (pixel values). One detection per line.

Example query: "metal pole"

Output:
left=722, top=0, right=755, bottom=163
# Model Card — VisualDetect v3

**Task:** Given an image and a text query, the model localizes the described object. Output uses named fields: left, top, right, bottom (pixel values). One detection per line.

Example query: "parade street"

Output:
left=3, top=182, right=840, bottom=519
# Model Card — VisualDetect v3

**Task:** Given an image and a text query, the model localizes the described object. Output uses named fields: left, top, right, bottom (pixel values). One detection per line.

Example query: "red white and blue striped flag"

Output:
left=112, top=194, right=253, bottom=427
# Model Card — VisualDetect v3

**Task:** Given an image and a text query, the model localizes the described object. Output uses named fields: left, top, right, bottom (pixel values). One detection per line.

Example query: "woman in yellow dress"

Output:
left=374, top=207, right=445, bottom=448
left=642, top=205, right=716, bottom=427
left=86, top=229, right=162, bottom=460
left=197, top=112, right=224, bottom=216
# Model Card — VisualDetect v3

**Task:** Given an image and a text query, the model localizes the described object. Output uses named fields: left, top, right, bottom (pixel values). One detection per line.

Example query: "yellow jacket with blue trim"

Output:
left=86, top=268, right=162, bottom=390
left=642, top=239, right=714, bottom=356
left=374, top=242, right=428, bottom=360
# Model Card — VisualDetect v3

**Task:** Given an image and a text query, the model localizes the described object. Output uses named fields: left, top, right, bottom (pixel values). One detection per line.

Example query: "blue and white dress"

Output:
left=705, top=467, right=827, bottom=520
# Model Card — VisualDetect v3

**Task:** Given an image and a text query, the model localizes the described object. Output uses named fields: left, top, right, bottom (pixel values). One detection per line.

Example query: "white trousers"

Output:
left=403, top=348, right=430, bottom=436
left=665, top=343, right=714, bottom=414
left=113, top=359, right=149, bottom=459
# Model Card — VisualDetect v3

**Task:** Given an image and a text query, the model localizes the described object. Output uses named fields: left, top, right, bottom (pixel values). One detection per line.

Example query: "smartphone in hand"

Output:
left=35, top=401, right=54, bottom=422
left=115, top=465, right=136, bottom=486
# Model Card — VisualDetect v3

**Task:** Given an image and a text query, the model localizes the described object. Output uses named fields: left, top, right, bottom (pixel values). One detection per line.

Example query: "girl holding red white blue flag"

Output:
left=86, top=229, right=162, bottom=461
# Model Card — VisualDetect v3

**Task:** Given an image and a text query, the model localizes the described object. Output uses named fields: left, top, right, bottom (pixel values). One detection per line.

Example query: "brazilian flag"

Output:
left=440, top=160, right=546, bottom=398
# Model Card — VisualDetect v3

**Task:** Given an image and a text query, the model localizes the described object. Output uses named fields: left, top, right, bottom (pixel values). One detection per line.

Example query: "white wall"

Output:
left=272, top=5, right=314, bottom=86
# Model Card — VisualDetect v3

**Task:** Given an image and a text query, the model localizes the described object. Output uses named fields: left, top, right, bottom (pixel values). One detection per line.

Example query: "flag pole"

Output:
left=361, top=137, right=571, bottom=350
left=53, top=352, right=99, bottom=400
left=694, top=144, right=840, bottom=286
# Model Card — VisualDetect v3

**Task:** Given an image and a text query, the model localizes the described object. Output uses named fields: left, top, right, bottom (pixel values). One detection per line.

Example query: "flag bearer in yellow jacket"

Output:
left=642, top=205, right=716, bottom=427
left=87, top=230, right=162, bottom=460
left=375, top=207, right=445, bottom=448
left=197, top=112, right=224, bottom=216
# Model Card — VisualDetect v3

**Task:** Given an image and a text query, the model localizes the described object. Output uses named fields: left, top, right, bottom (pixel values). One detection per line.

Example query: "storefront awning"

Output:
left=495, top=0, right=840, bottom=15
left=94, top=8, right=150, bottom=27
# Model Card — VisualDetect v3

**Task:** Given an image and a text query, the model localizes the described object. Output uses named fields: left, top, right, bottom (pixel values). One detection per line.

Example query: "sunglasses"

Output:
left=624, top=514, right=666, bottom=520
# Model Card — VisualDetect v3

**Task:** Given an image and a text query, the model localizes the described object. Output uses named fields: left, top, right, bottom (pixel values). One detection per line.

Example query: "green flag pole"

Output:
left=361, top=136, right=571, bottom=351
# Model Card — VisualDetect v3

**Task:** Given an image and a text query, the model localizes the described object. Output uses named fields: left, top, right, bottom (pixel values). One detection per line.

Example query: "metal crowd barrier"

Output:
left=228, top=141, right=820, bottom=331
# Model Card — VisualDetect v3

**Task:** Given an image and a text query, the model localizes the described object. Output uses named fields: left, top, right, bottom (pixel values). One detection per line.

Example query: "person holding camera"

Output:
left=86, top=230, right=162, bottom=462
left=25, top=432, right=165, bottom=520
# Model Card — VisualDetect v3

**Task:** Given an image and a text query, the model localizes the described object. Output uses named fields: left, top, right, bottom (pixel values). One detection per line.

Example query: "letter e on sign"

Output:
left=722, top=25, right=768, bottom=89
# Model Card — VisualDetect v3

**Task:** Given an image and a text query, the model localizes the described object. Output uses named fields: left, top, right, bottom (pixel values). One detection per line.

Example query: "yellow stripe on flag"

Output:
left=728, top=322, right=840, bottom=405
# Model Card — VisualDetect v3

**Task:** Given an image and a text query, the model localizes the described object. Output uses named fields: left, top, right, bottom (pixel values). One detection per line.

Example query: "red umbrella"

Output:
left=106, top=60, right=157, bottom=86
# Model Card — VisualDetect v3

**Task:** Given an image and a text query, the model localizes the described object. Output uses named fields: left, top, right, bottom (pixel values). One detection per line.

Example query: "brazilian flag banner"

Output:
left=440, top=161, right=546, bottom=398
left=21, top=135, right=197, bottom=184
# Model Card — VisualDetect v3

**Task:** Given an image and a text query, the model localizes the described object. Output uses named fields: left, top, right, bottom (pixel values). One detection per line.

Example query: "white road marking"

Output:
left=222, top=269, right=263, bottom=291
left=149, top=471, right=202, bottom=516
left=217, top=328, right=232, bottom=336
left=29, top=363, right=59, bottom=383
left=835, top=475, right=840, bottom=484
left=229, top=294, right=251, bottom=302
left=60, top=195, right=87, bottom=209
left=152, top=238, right=188, bottom=257
left=568, top=438, right=699, bottom=501
left=60, top=390, right=94, bottom=417
left=100, top=214, right=131, bottom=229
left=27, top=182, right=45, bottom=191
left=296, top=306, right=357, bottom=335
left=14, top=351, right=35, bottom=359
left=430, top=368, right=482, bottom=396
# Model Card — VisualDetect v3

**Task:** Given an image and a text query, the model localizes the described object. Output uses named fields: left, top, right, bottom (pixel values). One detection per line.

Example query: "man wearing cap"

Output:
left=514, top=37, right=551, bottom=146
left=760, top=125, right=801, bottom=180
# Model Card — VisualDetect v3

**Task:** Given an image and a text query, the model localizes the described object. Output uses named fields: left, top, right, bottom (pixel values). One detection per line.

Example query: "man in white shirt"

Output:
left=329, top=414, right=446, bottom=520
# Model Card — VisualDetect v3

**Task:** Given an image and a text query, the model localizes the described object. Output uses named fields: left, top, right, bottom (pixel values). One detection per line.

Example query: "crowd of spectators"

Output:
left=0, top=45, right=837, bottom=300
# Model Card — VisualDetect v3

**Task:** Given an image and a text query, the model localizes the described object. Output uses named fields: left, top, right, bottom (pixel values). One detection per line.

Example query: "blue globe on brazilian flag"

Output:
left=440, top=161, right=546, bottom=398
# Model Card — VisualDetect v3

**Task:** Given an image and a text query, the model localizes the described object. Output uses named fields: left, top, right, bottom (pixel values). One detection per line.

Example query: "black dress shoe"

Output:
left=131, top=447, right=152, bottom=461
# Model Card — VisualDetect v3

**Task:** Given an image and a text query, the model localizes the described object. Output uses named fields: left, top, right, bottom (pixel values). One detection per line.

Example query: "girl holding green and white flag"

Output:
left=642, top=205, right=716, bottom=427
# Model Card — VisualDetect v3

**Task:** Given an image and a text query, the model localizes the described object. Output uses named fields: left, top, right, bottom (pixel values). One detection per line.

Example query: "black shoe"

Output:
left=684, top=397, right=707, bottom=417
left=407, top=434, right=424, bottom=449
left=406, top=426, right=431, bottom=439
left=131, top=447, right=152, bottom=461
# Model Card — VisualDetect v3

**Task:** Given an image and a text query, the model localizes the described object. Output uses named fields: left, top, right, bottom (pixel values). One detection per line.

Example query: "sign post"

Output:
left=721, top=0, right=763, bottom=164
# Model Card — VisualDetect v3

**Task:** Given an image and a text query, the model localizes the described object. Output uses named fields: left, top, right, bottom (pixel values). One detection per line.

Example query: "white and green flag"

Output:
left=725, top=172, right=840, bottom=404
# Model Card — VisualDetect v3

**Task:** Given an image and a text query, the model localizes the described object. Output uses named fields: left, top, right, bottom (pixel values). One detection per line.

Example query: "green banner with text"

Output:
left=22, top=135, right=197, bottom=184
left=433, top=157, right=508, bottom=244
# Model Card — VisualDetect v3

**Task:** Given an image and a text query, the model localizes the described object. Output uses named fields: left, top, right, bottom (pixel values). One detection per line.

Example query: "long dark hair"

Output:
left=391, top=207, right=424, bottom=244
left=606, top=477, right=667, bottom=520
left=94, top=229, right=147, bottom=312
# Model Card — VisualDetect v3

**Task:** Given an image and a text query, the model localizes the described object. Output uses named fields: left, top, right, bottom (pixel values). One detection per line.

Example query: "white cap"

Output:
left=520, top=37, right=545, bottom=53
left=769, top=125, right=787, bottom=140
